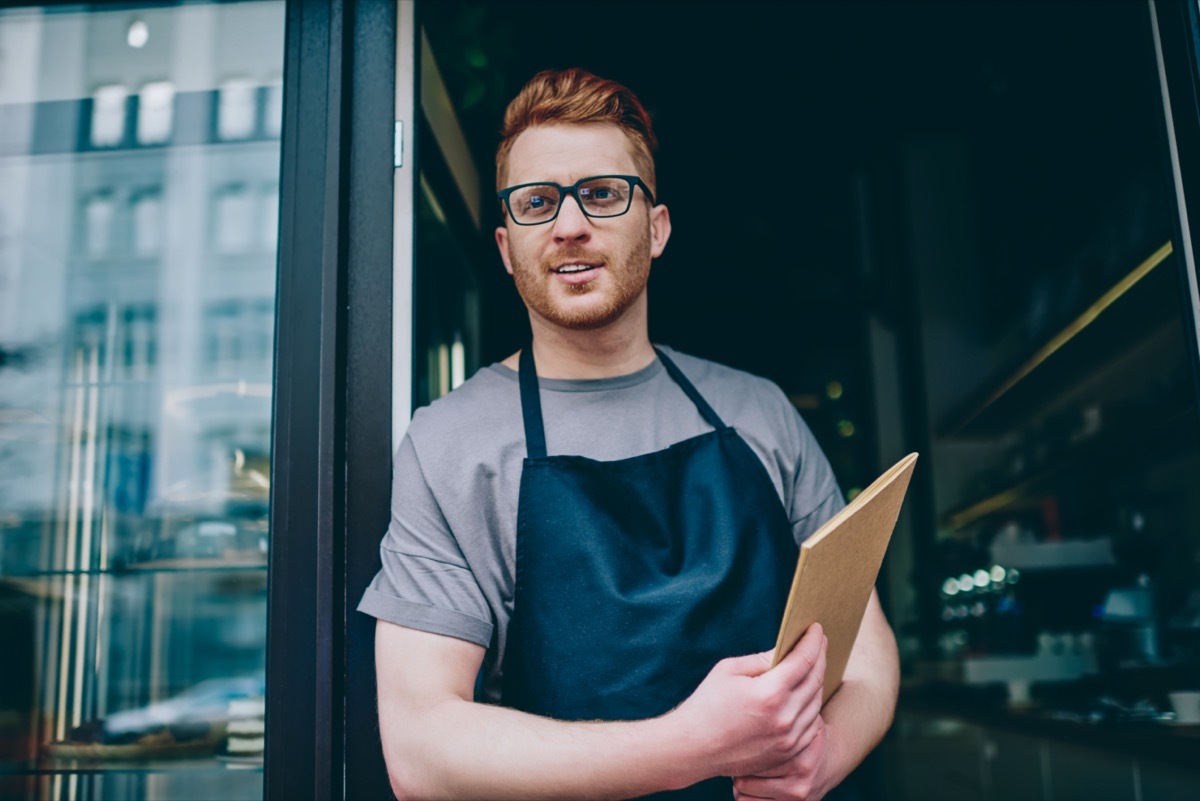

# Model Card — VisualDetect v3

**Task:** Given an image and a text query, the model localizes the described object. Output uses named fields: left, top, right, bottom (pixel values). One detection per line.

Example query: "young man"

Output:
left=359, top=68, right=899, bottom=801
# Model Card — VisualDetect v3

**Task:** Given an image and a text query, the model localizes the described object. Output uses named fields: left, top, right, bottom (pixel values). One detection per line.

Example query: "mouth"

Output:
left=551, top=262, right=603, bottom=285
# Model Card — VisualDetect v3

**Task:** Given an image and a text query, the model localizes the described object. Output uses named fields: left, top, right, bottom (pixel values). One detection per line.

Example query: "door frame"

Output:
left=265, top=0, right=400, bottom=798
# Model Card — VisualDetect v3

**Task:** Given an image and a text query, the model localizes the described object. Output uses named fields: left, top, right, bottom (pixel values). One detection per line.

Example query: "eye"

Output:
left=579, top=179, right=627, bottom=208
left=518, top=191, right=558, bottom=214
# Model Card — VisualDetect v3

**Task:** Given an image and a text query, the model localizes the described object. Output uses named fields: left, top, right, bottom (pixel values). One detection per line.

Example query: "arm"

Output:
left=732, top=589, right=900, bottom=801
left=820, top=589, right=901, bottom=780
left=377, top=619, right=831, bottom=801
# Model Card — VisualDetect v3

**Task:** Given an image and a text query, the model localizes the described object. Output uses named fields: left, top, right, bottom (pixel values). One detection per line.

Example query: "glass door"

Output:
left=0, top=2, right=285, bottom=799
left=410, top=26, right=486, bottom=415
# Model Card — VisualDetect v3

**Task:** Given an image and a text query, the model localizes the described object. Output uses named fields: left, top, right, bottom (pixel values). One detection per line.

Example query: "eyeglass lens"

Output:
left=508, top=177, right=634, bottom=223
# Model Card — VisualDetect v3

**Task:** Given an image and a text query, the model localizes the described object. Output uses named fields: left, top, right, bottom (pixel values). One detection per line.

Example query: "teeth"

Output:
left=557, top=264, right=596, bottom=274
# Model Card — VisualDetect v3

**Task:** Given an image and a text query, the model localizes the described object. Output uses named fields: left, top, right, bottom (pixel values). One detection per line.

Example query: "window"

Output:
left=218, top=78, right=257, bottom=140
left=131, top=189, right=163, bottom=256
left=137, top=81, right=174, bottom=145
left=83, top=191, right=115, bottom=258
left=213, top=184, right=254, bottom=253
left=72, top=306, right=108, bottom=369
left=121, top=305, right=156, bottom=378
left=204, top=301, right=242, bottom=372
left=252, top=299, right=274, bottom=362
left=90, top=84, right=127, bottom=148
left=264, top=78, right=283, bottom=138
left=260, top=184, right=278, bottom=251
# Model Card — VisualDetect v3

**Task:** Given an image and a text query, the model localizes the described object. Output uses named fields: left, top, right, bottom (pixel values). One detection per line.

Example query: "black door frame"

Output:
left=266, top=0, right=397, bottom=798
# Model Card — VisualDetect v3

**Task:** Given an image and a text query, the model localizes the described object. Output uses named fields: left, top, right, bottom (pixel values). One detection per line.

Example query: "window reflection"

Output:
left=136, top=81, right=174, bottom=145
left=90, top=84, right=127, bottom=148
left=131, top=188, right=163, bottom=256
left=217, top=78, right=256, bottom=140
left=0, top=3, right=284, bottom=798
left=83, top=191, right=115, bottom=258
left=264, top=79, right=283, bottom=138
left=214, top=183, right=254, bottom=253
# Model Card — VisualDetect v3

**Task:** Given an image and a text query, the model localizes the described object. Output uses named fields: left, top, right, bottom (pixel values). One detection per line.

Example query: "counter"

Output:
left=889, top=682, right=1200, bottom=801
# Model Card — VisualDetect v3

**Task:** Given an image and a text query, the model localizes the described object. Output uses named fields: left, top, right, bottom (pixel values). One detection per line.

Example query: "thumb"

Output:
left=718, top=649, right=776, bottom=677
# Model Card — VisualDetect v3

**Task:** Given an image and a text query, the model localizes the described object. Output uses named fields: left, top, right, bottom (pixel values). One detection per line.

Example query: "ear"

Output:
left=649, top=203, right=672, bottom=259
left=495, top=225, right=514, bottom=275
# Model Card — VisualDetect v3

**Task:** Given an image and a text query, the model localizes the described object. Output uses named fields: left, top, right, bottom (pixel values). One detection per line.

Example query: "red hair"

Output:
left=495, top=68, right=657, bottom=192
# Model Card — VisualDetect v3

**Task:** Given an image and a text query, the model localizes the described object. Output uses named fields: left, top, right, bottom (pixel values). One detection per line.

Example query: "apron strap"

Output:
left=518, top=344, right=729, bottom=459
left=519, top=346, right=549, bottom=459
left=654, top=347, right=728, bottom=430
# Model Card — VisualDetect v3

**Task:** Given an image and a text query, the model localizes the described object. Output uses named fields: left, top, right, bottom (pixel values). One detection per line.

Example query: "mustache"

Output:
left=541, top=247, right=608, bottom=269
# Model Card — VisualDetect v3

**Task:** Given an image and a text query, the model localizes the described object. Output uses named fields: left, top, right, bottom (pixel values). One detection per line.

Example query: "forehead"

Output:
left=505, top=123, right=640, bottom=185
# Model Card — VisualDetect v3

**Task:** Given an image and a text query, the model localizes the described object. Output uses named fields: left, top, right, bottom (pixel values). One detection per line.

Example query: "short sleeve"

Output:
left=356, top=434, right=494, bottom=647
left=787, top=409, right=846, bottom=545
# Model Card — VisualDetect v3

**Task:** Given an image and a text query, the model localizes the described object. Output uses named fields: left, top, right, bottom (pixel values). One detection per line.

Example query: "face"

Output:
left=495, top=124, right=671, bottom=332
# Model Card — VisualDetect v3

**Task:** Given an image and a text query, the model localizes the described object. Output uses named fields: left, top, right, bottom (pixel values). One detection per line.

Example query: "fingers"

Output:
left=732, top=790, right=775, bottom=801
left=773, top=623, right=827, bottom=690
left=718, top=649, right=776, bottom=678
left=733, top=775, right=777, bottom=798
left=790, top=702, right=826, bottom=752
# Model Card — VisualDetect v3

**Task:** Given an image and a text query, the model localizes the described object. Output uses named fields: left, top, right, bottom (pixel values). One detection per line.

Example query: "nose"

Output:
left=552, top=191, right=591, bottom=243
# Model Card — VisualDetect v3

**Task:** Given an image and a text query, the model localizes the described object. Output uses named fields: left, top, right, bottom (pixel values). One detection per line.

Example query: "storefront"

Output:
left=2, top=1, right=1200, bottom=799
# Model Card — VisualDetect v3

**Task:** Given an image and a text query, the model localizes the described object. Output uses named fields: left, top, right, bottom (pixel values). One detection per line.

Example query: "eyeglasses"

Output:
left=497, top=175, right=656, bottom=226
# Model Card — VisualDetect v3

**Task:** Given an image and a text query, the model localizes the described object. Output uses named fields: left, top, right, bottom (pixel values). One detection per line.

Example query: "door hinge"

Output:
left=394, top=121, right=404, bottom=168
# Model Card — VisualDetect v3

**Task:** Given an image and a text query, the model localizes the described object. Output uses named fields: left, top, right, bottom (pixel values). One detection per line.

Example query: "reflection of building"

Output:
left=0, top=5, right=284, bottom=797
left=1, top=3, right=282, bottom=525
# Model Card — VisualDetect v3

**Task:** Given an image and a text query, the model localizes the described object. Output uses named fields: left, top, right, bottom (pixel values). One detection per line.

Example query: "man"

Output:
left=359, top=67, right=899, bottom=801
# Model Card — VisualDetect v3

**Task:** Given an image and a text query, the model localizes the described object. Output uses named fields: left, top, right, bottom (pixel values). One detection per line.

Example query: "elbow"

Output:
left=387, top=760, right=437, bottom=801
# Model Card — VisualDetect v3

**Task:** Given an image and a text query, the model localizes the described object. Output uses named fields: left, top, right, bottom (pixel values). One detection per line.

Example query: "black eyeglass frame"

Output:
left=497, top=174, right=657, bottom=226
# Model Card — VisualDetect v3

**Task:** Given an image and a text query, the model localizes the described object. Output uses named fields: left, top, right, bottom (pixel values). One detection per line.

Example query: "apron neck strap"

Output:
left=519, top=346, right=549, bottom=459
left=518, top=344, right=729, bottom=459
left=653, top=347, right=727, bottom=430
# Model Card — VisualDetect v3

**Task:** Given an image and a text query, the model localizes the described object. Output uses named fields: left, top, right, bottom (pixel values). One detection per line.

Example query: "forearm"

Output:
left=819, top=593, right=900, bottom=784
left=386, top=697, right=706, bottom=801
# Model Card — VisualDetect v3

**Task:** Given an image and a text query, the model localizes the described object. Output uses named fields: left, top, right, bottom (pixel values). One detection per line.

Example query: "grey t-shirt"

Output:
left=358, top=346, right=844, bottom=701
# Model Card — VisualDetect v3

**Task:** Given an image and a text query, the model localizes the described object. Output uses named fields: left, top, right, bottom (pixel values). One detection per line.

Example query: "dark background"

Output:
left=422, top=0, right=1169, bottom=492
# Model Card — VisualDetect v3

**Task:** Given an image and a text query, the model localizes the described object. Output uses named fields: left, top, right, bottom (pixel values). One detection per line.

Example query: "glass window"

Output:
left=0, top=4, right=284, bottom=798
left=131, top=188, right=163, bottom=256
left=90, top=84, right=127, bottom=148
left=137, top=81, right=174, bottom=145
left=218, top=78, right=257, bottom=140
left=264, top=79, right=283, bottom=138
left=260, top=184, right=278, bottom=251
left=214, top=183, right=254, bottom=253
left=83, top=191, right=115, bottom=258
left=122, top=305, right=157, bottom=379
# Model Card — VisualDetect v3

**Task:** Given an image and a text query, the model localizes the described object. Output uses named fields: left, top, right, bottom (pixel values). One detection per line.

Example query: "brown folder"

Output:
left=771, top=453, right=918, bottom=702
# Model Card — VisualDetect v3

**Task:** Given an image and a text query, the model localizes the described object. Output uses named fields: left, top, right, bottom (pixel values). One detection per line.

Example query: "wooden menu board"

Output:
left=772, top=453, right=918, bottom=702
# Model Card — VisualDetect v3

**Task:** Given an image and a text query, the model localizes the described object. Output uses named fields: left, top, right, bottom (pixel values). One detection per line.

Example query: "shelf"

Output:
left=940, top=399, right=1197, bottom=530
left=988, top=538, right=1117, bottom=570
left=938, top=242, right=1176, bottom=438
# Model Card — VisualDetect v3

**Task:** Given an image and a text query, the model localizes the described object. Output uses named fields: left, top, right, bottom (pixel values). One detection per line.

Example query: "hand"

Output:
left=730, top=716, right=835, bottom=801
left=667, top=624, right=827, bottom=780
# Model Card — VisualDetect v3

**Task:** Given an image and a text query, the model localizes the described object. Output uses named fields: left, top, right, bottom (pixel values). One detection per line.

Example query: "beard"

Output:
left=508, top=228, right=652, bottom=330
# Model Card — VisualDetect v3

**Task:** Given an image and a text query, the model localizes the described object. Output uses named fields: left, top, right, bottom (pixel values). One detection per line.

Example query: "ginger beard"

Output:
left=506, top=224, right=653, bottom=330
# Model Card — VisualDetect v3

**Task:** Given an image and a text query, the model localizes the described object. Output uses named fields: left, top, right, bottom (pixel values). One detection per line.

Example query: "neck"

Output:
left=513, top=296, right=656, bottom=379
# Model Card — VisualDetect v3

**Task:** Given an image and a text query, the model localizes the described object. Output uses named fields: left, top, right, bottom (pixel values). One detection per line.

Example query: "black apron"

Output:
left=501, top=345, right=800, bottom=800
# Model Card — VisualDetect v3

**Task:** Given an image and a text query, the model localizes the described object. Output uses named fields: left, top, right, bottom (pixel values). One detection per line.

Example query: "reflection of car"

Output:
left=175, top=520, right=239, bottom=558
left=129, top=507, right=268, bottom=565
left=44, top=674, right=265, bottom=760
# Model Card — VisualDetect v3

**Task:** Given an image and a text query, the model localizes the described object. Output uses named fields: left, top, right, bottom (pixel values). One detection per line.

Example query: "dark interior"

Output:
left=422, top=0, right=1176, bottom=493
